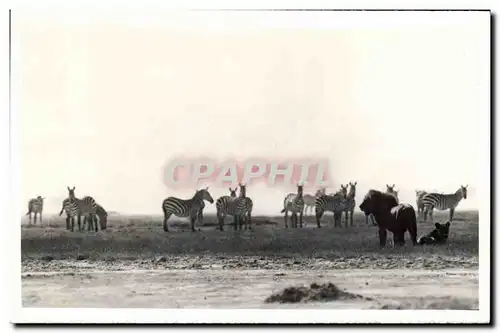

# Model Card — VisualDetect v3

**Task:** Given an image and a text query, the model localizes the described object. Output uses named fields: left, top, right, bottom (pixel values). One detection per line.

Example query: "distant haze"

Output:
left=14, top=10, right=488, bottom=215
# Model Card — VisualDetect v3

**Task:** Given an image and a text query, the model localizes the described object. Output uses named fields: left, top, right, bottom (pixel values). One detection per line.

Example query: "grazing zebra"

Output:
left=422, top=185, right=468, bottom=222
left=161, top=187, right=214, bottom=232
left=216, top=187, right=238, bottom=231
left=281, top=183, right=305, bottom=228
left=315, top=190, right=347, bottom=228
left=415, top=190, right=428, bottom=218
left=302, top=188, right=326, bottom=216
left=343, top=181, right=357, bottom=227
left=26, top=196, right=45, bottom=225
left=385, top=184, right=399, bottom=203
left=83, top=203, right=108, bottom=231
left=233, top=183, right=253, bottom=231
left=59, top=187, right=98, bottom=232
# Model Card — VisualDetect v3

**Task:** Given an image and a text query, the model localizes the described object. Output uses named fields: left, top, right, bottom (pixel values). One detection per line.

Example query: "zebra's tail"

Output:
left=58, top=203, right=65, bottom=216
left=280, top=208, right=286, bottom=213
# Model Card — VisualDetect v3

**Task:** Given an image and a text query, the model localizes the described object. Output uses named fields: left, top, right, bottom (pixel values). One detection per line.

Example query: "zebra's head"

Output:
left=386, top=184, right=396, bottom=193
left=238, top=183, right=247, bottom=197
left=348, top=182, right=357, bottom=197
left=196, top=187, right=214, bottom=204
left=36, top=196, right=45, bottom=201
left=67, top=186, right=76, bottom=200
left=229, top=187, right=238, bottom=197
left=339, top=184, right=348, bottom=198
left=315, top=188, right=326, bottom=197
left=296, top=183, right=304, bottom=196
left=459, top=185, right=468, bottom=199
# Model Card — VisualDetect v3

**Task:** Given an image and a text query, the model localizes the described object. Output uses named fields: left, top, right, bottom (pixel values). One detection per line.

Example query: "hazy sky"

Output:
left=13, top=10, right=489, bottom=214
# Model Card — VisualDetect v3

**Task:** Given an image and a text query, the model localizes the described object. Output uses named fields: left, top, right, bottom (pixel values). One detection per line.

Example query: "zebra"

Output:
left=422, top=185, right=468, bottom=223
left=233, top=183, right=253, bottom=231
left=385, top=184, right=399, bottom=203
left=281, top=183, right=305, bottom=228
left=315, top=190, right=347, bottom=228
left=302, top=188, right=326, bottom=216
left=82, top=203, right=108, bottom=231
left=216, top=187, right=238, bottom=231
left=415, top=190, right=428, bottom=218
left=161, top=187, right=214, bottom=232
left=343, top=181, right=357, bottom=227
left=26, top=196, right=45, bottom=225
left=58, top=186, right=98, bottom=232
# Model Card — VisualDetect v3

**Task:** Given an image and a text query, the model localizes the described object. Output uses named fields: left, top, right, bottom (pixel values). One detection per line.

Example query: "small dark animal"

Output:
left=359, top=190, right=418, bottom=247
left=417, top=221, right=451, bottom=245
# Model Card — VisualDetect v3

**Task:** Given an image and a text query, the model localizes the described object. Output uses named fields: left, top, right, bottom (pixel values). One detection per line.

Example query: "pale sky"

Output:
left=13, top=10, right=489, bottom=215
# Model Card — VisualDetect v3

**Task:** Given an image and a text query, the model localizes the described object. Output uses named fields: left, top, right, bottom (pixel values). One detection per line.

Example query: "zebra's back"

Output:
left=216, top=195, right=237, bottom=216
left=283, top=194, right=304, bottom=213
left=162, top=196, right=194, bottom=217
left=421, top=193, right=459, bottom=210
left=316, top=194, right=345, bottom=213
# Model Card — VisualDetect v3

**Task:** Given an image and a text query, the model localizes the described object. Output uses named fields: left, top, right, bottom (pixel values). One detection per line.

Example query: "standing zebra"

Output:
left=233, top=183, right=253, bottom=231
left=59, top=187, right=98, bottom=232
left=26, top=196, right=45, bottom=225
left=161, top=187, right=214, bottom=232
left=82, top=203, right=108, bottom=231
left=302, top=188, right=326, bottom=216
left=343, top=181, right=357, bottom=227
left=281, top=183, right=305, bottom=228
left=216, top=187, right=238, bottom=231
left=422, top=185, right=468, bottom=223
left=386, top=184, right=400, bottom=203
left=315, top=190, right=347, bottom=228
left=415, top=190, right=428, bottom=218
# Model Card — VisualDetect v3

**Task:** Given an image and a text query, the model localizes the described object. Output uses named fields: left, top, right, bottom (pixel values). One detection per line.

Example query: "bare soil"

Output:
left=21, top=210, right=479, bottom=310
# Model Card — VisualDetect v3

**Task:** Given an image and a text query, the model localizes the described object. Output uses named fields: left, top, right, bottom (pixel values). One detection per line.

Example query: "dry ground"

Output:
left=21, top=210, right=479, bottom=310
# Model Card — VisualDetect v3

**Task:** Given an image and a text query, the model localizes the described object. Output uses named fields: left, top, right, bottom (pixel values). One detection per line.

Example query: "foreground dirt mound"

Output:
left=265, top=282, right=372, bottom=304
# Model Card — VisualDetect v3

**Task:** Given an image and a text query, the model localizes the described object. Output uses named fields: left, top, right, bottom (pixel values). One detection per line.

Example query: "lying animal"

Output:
left=417, top=221, right=451, bottom=245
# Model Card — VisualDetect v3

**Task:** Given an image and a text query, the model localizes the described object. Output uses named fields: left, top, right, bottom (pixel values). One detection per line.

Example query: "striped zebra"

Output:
left=302, top=188, right=326, bottom=216
left=315, top=190, right=347, bottom=228
left=415, top=190, right=428, bottom=218
left=82, top=203, right=108, bottom=231
left=343, top=181, right=357, bottom=227
left=59, top=187, right=98, bottom=232
left=216, top=187, right=238, bottom=231
left=161, top=187, right=214, bottom=232
left=281, top=184, right=305, bottom=228
left=233, top=183, right=253, bottom=231
left=26, top=196, right=45, bottom=225
left=385, top=184, right=399, bottom=203
left=422, top=185, right=468, bottom=222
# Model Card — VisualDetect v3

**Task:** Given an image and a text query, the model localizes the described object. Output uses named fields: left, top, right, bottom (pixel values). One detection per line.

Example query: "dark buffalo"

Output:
left=417, top=221, right=451, bottom=245
left=359, top=190, right=418, bottom=247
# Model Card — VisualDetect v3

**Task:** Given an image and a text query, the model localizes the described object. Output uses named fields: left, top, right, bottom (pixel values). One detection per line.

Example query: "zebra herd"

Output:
left=25, top=183, right=468, bottom=232
left=26, top=186, right=108, bottom=232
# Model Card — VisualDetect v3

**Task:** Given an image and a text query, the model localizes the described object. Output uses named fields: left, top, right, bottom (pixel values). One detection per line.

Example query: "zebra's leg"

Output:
left=299, top=211, right=303, bottom=228
left=33, top=212, right=37, bottom=225
left=429, top=208, right=434, bottom=223
left=291, top=213, right=296, bottom=228
left=449, top=208, right=455, bottom=222
left=315, top=209, right=323, bottom=228
left=65, top=216, right=70, bottom=230
left=190, top=214, right=197, bottom=232
left=198, top=210, right=204, bottom=226
left=284, top=210, right=288, bottom=229
left=247, top=211, right=252, bottom=230
left=77, top=214, right=82, bottom=231
left=70, top=216, right=75, bottom=232
left=40, top=211, right=43, bottom=224
left=163, top=212, right=172, bottom=232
